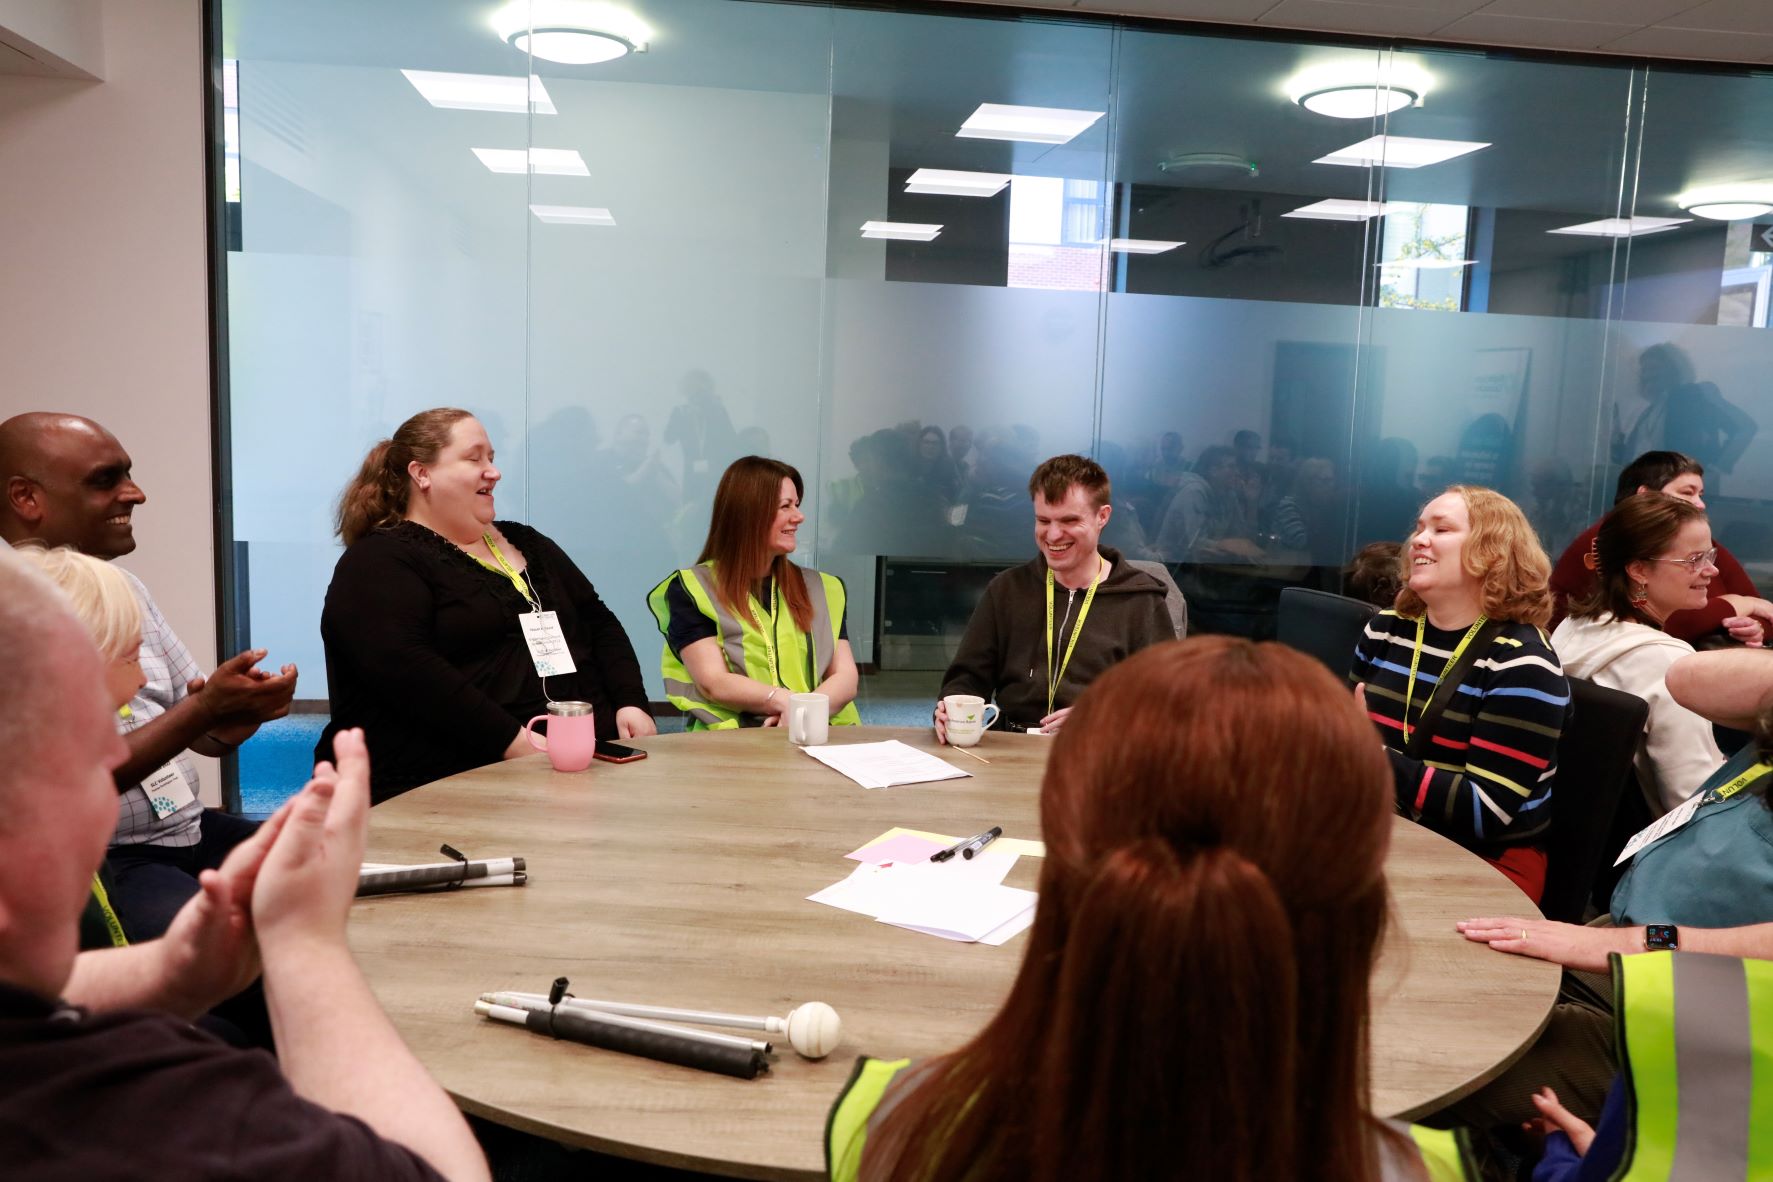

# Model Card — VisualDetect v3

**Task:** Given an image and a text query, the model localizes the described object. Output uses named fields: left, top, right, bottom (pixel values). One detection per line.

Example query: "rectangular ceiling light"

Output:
left=956, top=103, right=1105, bottom=145
left=472, top=147, right=589, bottom=176
left=1377, top=257, right=1474, bottom=269
left=1283, top=199, right=1401, bottom=221
left=904, top=168, right=1012, bottom=197
left=1109, top=238, right=1184, bottom=254
left=1547, top=216, right=1689, bottom=238
left=531, top=205, right=615, bottom=225
left=402, top=69, right=556, bottom=114
left=1315, top=135, right=1490, bottom=169
left=861, top=220, right=942, bottom=242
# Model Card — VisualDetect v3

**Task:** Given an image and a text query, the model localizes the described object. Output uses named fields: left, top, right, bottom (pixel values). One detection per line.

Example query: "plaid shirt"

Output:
left=112, top=569, right=204, bottom=848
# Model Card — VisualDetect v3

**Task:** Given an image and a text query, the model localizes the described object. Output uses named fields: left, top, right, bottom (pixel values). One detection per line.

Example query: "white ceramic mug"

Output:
left=787, top=692, right=830, bottom=746
left=943, top=694, right=1000, bottom=748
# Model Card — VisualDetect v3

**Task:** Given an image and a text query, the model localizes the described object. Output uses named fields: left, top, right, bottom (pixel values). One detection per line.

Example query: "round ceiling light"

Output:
left=1298, top=85, right=1418, bottom=119
left=1678, top=184, right=1773, bottom=221
left=490, top=2, right=650, bottom=65
left=511, top=28, right=635, bottom=64
left=1685, top=202, right=1773, bottom=221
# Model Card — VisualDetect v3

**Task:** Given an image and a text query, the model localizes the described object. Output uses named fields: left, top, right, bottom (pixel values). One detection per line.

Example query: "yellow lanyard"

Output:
left=751, top=578, right=782, bottom=687
left=1045, top=558, right=1106, bottom=716
left=1401, top=614, right=1487, bottom=743
left=476, top=534, right=539, bottom=610
left=91, top=873, right=128, bottom=948
left=1707, top=759, right=1772, bottom=804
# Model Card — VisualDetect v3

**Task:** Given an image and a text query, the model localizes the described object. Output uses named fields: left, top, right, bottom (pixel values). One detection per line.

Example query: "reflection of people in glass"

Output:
left=1354, top=437, right=1421, bottom=548
left=1095, top=440, right=1157, bottom=561
left=595, top=413, right=679, bottom=506
left=1525, top=457, right=1584, bottom=555
left=948, top=425, right=975, bottom=485
left=838, top=428, right=948, bottom=557
left=648, top=457, right=859, bottom=730
left=1614, top=344, right=1757, bottom=488
left=835, top=638, right=1474, bottom=1182
left=663, top=369, right=739, bottom=502
left=1417, top=455, right=1456, bottom=498
left=321, top=408, right=655, bottom=803
left=1271, top=457, right=1341, bottom=562
left=1153, top=446, right=1257, bottom=562
left=915, top=425, right=960, bottom=506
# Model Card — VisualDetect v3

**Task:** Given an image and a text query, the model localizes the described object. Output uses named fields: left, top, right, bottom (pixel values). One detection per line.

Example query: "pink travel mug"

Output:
left=524, top=700, right=595, bottom=772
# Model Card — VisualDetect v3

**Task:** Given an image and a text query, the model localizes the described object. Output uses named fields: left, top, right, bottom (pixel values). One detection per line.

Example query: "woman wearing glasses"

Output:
left=1552, top=493, right=1729, bottom=815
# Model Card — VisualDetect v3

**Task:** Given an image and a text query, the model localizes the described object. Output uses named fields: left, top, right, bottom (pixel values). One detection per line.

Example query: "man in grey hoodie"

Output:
left=935, top=455, right=1175, bottom=737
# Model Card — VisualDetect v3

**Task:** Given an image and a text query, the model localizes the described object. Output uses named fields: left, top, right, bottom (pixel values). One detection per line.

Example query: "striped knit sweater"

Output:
left=1350, top=609, right=1570, bottom=853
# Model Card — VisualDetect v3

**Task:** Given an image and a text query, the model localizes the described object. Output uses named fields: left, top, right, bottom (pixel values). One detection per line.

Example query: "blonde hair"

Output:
left=1395, top=485, right=1555, bottom=629
left=9, top=543, right=143, bottom=659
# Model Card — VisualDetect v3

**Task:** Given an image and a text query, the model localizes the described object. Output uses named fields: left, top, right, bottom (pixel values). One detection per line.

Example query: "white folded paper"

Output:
left=801, top=740, right=970, bottom=789
left=807, top=851, right=1034, bottom=944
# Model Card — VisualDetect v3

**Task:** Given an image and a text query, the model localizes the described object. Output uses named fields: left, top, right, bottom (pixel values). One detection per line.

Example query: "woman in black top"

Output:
left=318, top=407, right=654, bottom=802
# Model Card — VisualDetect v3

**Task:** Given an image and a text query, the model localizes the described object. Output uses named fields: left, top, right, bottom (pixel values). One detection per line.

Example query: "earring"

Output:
left=1629, top=580, right=1648, bottom=607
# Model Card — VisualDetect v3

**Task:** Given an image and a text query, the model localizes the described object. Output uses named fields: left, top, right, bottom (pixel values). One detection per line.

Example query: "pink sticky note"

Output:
left=846, top=834, right=948, bottom=865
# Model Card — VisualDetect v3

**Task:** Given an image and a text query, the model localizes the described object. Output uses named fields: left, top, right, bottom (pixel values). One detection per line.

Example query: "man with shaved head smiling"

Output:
left=0, top=413, right=297, bottom=946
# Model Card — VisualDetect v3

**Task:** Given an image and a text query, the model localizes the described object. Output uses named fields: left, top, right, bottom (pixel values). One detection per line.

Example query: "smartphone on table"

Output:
left=594, top=741, right=647, bottom=764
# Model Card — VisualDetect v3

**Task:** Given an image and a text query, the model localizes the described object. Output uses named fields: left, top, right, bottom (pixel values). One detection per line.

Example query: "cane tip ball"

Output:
left=786, top=1002, right=841, bottom=1059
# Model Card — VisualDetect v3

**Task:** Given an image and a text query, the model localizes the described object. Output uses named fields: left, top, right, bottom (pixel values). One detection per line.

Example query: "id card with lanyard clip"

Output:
left=481, top=536, right=578, bottom=680
left=1399, top=615, right=1504, bottom=763
left=1614, top=756, right=1773, bottom=866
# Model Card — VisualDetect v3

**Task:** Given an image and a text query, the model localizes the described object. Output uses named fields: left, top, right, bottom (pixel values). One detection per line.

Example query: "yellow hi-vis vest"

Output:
left=825, top=1057, right=1478, bottom=1182
left=1611, top=951, right=1773, bottom=1180
left=648, top=562, right=860, bottom=731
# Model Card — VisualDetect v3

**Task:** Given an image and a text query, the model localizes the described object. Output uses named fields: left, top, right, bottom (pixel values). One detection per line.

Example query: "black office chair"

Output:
left=1276, top=586, right=1379, bottom=678
left=1538, top=677, right=1649, bottom=925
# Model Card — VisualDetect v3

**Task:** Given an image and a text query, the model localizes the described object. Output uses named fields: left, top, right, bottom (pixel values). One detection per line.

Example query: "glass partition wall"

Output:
left=215, top=0, right=1773, bottom=800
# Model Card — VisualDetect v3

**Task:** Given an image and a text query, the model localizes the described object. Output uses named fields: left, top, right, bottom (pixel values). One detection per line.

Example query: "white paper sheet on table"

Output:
left=802, top=740, right=971, bottom=789
left=807, top=852, right=1032, bottom=944
left=877, top=884, right=1037, bottom=944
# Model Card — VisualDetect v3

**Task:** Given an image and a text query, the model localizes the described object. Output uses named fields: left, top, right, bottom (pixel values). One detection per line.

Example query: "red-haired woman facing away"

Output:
left=1350, top=486, right=1570, bottom=904
left=828, top=637, right=1480, bottom=1182
left=648, top=457, right=859, bottom=729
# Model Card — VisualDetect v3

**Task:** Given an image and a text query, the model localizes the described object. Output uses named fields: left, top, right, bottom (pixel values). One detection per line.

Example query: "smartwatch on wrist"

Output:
left=1644, top=924, right=1679, bottom=951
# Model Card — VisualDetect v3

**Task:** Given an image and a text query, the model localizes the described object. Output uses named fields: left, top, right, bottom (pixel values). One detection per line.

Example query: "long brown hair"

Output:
left=335, top=408, right=474, bottom=546
left=1396, top=484, right=1554, bottom=628
left=864, top=637, right=1399, bottom=1182
left=696, top=456, right=811, bottom=631
left=1571, top=492, right=1706, bottom=628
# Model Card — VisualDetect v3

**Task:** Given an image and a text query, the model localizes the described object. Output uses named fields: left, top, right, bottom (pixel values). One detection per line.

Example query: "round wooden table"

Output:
left=350, top=727, right=1559, bottom=1180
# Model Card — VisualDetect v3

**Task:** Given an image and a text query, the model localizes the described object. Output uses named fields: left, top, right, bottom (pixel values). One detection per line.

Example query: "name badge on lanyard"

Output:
left=143, top=762, right=196, bottom=820
left=1614, top=758, right=1772, bottom=866
left=519, top=610, right=578, bottom=678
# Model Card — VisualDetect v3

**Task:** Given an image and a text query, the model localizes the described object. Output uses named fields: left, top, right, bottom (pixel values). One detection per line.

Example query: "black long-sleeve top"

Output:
left=317, top=520, right=649, bottom=802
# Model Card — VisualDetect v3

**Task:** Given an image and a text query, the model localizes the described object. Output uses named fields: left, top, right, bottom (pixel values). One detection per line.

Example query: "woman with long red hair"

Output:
left=827, top=637, right=1479, bottom=1181
left=649, top=456, right=859, bottom=729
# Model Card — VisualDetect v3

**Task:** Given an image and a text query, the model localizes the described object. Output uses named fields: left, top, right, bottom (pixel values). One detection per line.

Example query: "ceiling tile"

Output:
left=1256, top=0, right=1458, bottom=37
left=1071, top=0, right=1281, bottom=19
left=1661, top=0, right=1773, bottom=34
left=1603, top=23, right=1773, bottom=58
left=1437, top=12, right=1641, bottom=49
left=1476, top=0, right=1698, bottom=21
